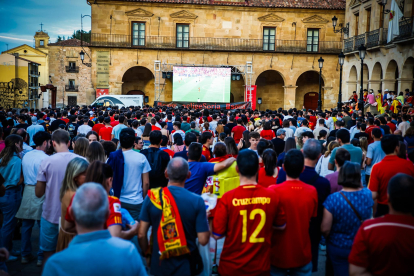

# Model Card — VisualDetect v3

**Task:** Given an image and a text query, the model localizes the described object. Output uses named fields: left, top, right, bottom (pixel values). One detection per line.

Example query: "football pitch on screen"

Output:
left=173, top=76, right=231, bottom=102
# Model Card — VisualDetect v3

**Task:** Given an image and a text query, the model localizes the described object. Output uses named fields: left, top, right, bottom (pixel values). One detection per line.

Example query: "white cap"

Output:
left=384, top=89, right=389, bottom=92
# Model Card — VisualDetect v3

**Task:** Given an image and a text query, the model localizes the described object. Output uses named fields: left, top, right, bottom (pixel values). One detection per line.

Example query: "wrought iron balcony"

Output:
left=366, top=29, right=380, bottom=48
left=89, top=33, right=342, bottom=54
left=344, top=37, right=353, bottom=53
left=395, top=16, right=414, bottom=41
left=354, top=34, right=365, bottom=51
left=65, top=85, right=79, bottom=92
left=66, top=66, right=79, bottom=73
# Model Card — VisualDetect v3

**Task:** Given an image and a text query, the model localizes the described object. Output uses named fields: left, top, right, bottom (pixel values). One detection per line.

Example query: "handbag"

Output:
left=339, top=192, right=363, bottom=223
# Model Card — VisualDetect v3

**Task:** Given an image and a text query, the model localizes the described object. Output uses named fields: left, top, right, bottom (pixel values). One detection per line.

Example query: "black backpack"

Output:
left=146, top=148, right=164, bottom=179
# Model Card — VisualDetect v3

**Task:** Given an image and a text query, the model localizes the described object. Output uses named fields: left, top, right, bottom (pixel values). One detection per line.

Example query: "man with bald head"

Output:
left=138, top=157, right=210, bottom=276
left=42, top=183, right=146, bottom=276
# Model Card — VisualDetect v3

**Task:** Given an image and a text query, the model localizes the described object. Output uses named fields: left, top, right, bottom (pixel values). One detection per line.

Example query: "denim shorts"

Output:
left=40, top=217, right=59, bottom=252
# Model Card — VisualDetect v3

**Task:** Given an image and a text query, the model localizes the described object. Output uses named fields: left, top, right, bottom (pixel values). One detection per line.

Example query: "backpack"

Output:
left=145, top=148, right=164, bottom=179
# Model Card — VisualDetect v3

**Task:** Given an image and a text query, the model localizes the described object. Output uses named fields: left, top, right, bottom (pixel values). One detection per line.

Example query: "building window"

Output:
left=307, top=29, right=319, bottom=52
left=379, top=4, right=384, bottom=28
left=69, top=79, right=75, bottom=88
left=263, top=27, right=276, bottom=51
left=355, top=13, right=359, bottom=35
left=176, top=24, right=189, bottom=48
left=69, top=62, right=76, bottom=69
left=366, top=8, right=371, bottom=32
left=132, top=22, right=145, bottom=46
left=40, top=40, right=44, bottom=46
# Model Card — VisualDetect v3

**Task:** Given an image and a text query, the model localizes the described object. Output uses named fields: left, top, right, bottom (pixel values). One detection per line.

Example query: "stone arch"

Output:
left=371, top=62, right=383, bottom=80
left=361, top=63, right=369, bottom=90
left=255, top=70, right=285, bottom=110
left=122, top=66, right=155, bottom=102
left=385, top=60, right=399, bottom=92
left=347, top=66, right=358, bottom=101
left=295, top=71, right=325, bottom=110
left=401, top=57, right=414, bottom=92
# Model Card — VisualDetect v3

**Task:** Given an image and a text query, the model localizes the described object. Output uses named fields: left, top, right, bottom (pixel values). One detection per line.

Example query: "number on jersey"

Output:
left=239, top=209, right=266, bottom=243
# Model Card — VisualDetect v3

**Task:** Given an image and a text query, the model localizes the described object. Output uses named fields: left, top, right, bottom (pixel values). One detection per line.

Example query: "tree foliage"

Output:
left=55, top=30, right=91, bottom=43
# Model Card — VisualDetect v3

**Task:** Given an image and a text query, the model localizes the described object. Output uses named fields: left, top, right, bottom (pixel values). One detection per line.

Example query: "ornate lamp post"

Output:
left=332, top=16, right=350, bottom=37
left=358, top=44, right=366, bottom=116
left=318, top=57, right=324, bottom=111
left=338, top=52, right=345, bottom=111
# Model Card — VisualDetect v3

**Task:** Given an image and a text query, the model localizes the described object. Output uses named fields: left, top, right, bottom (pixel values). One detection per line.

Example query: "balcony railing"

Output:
left=29, top=71, right=40, bottom=76
left=65, top=85, right=79, bottom=92
left=354, top=34, right=365, bottom=51
left=395, top=16, right=414, bottom=41
left=66, top=66, right=79, bottom=73
left=344, top=37, right=353, bottom=53
left=366, top=29, right=380, bottom=48
left=89, top=33, right=342, bottom=53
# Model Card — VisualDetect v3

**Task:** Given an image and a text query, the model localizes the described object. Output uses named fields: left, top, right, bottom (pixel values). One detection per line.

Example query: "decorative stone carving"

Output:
left=170, top=10, right=198, bottom=19
left=258, top=14, right=285, bottom=22
left=302, top=15, right=329, bottom=24
left=125, top=8, right=154, bottom=17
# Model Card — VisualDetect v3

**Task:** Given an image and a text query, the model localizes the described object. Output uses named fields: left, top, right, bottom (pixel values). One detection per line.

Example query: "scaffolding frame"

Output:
left=154, top=61, right=253, bottom=102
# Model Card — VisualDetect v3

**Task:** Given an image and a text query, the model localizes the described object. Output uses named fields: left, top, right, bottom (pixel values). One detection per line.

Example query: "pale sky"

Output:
left=0, top=0, right=91, bottom=51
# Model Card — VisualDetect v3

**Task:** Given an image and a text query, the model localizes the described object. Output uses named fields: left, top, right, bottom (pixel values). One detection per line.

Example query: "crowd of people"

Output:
left=0, top=100, right=413, bottom=276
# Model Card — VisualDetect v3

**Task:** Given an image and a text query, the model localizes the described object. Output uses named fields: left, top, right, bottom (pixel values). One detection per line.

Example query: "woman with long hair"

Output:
left=86, top=141, right=106, bottom=163
left=276, top=137, right=296, bottom=166
left=260, top=121, right=276, bottom=140
left=142, top=123, right=152, bottom=148
left=171, top=133, right=185, bottom=153
left=258, top=148, right=279, bottom=187
left=321, top=161, right=373, bottom=276
left=224, top=137, right=238, bottom=157
left=237, top=130, right=251, bottom=150
left=56, top=157, right=89, bottom=252
left=359, top=137, right=368, bottom=187
left=0, top=135, right=23, bottom=259
left=73, top=137, right=89, bottom=157
left=215, top=120, right=225, bottom=138
left=316, top=141, right=339, bottom=177
left=86, top=131, right=99, bottom=143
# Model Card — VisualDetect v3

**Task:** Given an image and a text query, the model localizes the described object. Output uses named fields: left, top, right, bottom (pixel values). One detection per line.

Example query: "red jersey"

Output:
left=231, top=125, right=246, bottom=144
left=309, top=116, right=317, bottom=130
left=151, top=125, right=161, bottom=131
left=110, top=116, right=115, bottom=122
left=260, top=129, right=275, bottom=141
left=202, top=145, right=212, bottom=161
left=99, top=126, right=113, bottom=141
left=61, top=118, right=69, bottom=124
left=66, top=195, right=122, bottom=228
left=257, top=167, right=278, bottom=188
left=213, top=185, right=286, bottom=276
left=110, top=121, right=119, bottom=127
left=387, top=122, right=396, bottom=133
left=349, top=214, right=414, bottom=275
left=269, top=180, right=318, bottom=269
left=365, top=125, right=380, bottom=144
left=92, top=123, right=105, bottom=134
left=368, top=155, right=414, bottom=205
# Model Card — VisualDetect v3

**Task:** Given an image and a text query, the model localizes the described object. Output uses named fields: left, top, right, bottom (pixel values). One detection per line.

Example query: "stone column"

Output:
left=283, top=85, right=297, bottom=110
left=323, top=86, right=333, bottom=109
left=111, top=81, right=123, bottom=95
left=382, top=79, right=397, bottom=92
left=369, top=80, right=382, bottom=93
left=397, top=78, right=414, bottom=93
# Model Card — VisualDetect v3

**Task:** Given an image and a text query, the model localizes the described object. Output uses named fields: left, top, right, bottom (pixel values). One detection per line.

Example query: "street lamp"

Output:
left=358, top=44, right=366, bottom=116
left=332, top=16, right=349, bottom=37
left=318, top=57, right=324, bottom=111
left=80, top=50, right=85, bottom=63
left=338, top=52, right=345, bottom=111
left=49, top=75, right=52, bottom=84
left=257, top=97, right=262, bottom=111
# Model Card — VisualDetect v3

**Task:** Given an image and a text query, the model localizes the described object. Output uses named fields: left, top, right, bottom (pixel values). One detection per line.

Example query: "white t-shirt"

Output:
left=120, top=150, right=151, bottom=205
left=22, top=149, right=48, bottom=185
left=294, top=127, right=312, bottom=137
left=283, top=127, right=294, bottom=141
left=78, top=124, right=92, bottom=135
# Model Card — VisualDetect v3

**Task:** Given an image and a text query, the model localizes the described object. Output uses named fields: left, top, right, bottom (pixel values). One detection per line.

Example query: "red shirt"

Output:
left=231, top=125, right=246, bottom=144
left=207, top=116, right=212, bottom=122
left=151, top=125, right=161, bottom=131
left=61, top=118, right=69, bottom=124
left=269, top=180, right=318, bottom=268
left=66, top=195, right=122, bottom=228
left=92, top=123, right=105, bottom=134
left=365, top=125, right=379, bottom=144
left=110, top=116, right=115, bottom=122
left=213, top=185, right=286, bottom=276
left=202, top=145, right=212, bottom=161
left=349, top=214, right=414, bottom=275
left=309, top=116, right=317, bottom=130
left=99, top=126, right=113, bottom=141
left=387, top=122, right=396, bottom=133
left=260, top=129, right=275, bottom=140
left=161, top=148, right=174, bottom=158
left=258, top=167, right=278, bottom=188
left=110, top=121, right=119, bottom=127
left=368, top=155, right=414, bottom=205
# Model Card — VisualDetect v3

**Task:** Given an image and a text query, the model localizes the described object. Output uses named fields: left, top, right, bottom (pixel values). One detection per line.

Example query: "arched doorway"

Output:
left=303, top=92, right=319, bottom=110
left=122, top=66, right=154, bottom=102
left=385, top=60, right=399, bottom=92
left=347, top=66, right=358, bottom=99
left=255, top=70, right=284, bottom=110
left=295, top=71, right=324, bottom=110
left=370, top=62, right=383, bottom=93
left=402, top=57, right=414, bottom=92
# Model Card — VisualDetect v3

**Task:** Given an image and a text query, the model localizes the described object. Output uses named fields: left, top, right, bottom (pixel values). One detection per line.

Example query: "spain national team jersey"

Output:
left=213, top=184, right=286, bottom=276
left=65, top=195, right=122, bottom=228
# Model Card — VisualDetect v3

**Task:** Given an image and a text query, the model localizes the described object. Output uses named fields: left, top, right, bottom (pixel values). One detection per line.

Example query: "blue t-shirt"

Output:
left=139, top=186, right=209, bottom=276
left=185, top=162, right=215, bottom=194
left=365, top=141, right=386, bottom=175
left=173, top=149, right=207, bottom=162
left=323, top=188, right=373, bottom=249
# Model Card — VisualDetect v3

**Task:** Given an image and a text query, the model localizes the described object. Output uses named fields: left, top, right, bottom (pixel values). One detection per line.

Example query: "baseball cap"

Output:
left=276, top=129, right=286, bottom=136
left=45, top=117, right=50, bottom=121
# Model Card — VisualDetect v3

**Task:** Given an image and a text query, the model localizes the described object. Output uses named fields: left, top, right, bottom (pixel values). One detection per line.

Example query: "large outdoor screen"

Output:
left=172, top=66, right=231, bottom=102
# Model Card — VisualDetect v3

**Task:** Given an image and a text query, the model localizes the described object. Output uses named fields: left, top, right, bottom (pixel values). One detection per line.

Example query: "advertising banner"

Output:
left=96, top=88, right=109, bottom=98
left=245, top=85, right=257, bottom=110
left=154, top=101, right=251, bottom=110
left=96, top=51, right=110, bottom=89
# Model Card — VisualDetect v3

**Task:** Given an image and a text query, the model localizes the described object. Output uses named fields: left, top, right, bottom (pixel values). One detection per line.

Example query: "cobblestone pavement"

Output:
left=5, top=225, right=327, bottom=276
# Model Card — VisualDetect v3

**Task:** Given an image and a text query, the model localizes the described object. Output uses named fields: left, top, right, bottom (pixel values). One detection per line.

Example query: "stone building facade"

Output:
left=88, top=0, right=346, bottom=110
left=342, top=0, right=414, bottom=99
left=48, top=39, right=95, bottom=107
